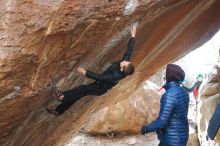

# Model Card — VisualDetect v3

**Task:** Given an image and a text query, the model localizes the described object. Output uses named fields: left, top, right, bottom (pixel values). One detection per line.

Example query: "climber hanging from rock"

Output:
left=46, top=25, right=137, bottom=116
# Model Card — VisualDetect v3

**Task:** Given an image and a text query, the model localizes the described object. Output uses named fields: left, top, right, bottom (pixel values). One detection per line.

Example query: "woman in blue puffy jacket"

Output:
left=141, top=64, right=189, bottom=146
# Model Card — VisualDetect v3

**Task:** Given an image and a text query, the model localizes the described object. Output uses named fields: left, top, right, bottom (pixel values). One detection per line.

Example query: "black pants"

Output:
left=55, top=82, right=112, bottom=114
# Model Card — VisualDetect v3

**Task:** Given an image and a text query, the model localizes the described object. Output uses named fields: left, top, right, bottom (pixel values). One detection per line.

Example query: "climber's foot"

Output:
left=46, top=108, right=60, bottom=116
left=52, top=88, right=64, bottom=101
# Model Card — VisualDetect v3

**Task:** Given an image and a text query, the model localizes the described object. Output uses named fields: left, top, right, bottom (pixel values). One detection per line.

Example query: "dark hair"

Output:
left=123, top=63, right=134, bottom=76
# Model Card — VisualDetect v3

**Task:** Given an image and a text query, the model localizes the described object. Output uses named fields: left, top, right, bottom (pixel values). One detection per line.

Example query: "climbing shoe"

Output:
left=46, top=108, right=60, bottom=116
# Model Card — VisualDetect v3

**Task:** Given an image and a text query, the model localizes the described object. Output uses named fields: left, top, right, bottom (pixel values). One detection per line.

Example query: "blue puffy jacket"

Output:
left=146, top=81, right=189, bottom=146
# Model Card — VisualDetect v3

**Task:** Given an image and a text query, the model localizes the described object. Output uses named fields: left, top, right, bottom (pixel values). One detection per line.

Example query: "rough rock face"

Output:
left=83, top=82, right=160, bottom=134
left=1, top=0, right=220, bottom=145
left=197, top=65, right=220, bottom=145
left=187, top=133, right=200, bottom=146
left=65, top=82, right=161, bottom=146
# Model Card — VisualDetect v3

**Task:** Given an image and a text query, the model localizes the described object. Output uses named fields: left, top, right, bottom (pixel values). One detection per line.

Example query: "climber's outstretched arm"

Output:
left=77, top=67, right=121, bottom=82
left=122, top=26, right=136, bottom=61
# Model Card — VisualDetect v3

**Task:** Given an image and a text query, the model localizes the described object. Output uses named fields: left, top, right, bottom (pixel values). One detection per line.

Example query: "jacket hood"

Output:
left=166, top=64, right=185, bottom=83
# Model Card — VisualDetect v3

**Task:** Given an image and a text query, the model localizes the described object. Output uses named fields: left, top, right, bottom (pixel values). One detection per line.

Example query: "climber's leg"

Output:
left=46, top=108, right=60, bottom=116
left=55, top=82, right=108, bottom=115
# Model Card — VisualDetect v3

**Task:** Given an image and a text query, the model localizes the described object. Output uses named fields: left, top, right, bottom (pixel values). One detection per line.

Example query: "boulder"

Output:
left=83, top=83, right=160, bottom=134
left=197, top=68, right=220, bottom=146
left=201, top=82, right=219, bottom=98
left=187, top=133, right=200, bottom=146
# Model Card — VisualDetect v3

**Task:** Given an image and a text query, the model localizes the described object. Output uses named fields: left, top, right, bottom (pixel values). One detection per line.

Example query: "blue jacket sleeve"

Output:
left=122, top=37, right=135, bottom=61
left=146, top=93, right=175, bottom=132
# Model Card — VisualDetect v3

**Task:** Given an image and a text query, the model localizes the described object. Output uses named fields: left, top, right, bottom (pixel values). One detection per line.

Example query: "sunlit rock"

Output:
left=83, top=84, right=160, bottom=134
left=187, top=133, right=200, bottom=146
left=197, top=67, right=220, bottom=146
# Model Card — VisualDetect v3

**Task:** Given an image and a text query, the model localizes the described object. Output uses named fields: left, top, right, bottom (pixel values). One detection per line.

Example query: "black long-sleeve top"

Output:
left=183, top=81, right=202, bottom=93
left=86, top=37, right=135, bottom=84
